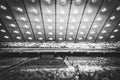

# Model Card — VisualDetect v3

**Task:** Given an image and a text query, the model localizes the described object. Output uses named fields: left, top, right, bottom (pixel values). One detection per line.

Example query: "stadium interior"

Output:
left=0, top=0, right=120, bottom=80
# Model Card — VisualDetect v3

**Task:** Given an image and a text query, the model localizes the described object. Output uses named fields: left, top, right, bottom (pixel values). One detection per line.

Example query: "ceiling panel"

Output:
left=96, top=2, right=120, bottom=42
left=0, top=0, right=120, bottom=43
left=76, top=0, right=104, bottom=42
left=24, top=0, right=45, bottom=42
left=7, top=0, right=36, bottom=41
left=56, top=0, right=71, bottom=42
left=87, top=0, right=119, bottom=42
left=0, top=0, right=24, bottom=42
left=0, top=19, right=12, bottom=42
left=41, top=0, right=55, bottom=41
left=67, top=0, right=87, bottom=42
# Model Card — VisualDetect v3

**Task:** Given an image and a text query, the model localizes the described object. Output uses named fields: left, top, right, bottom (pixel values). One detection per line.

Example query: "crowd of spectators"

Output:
left=1, top=67, right=120, bottom=80
left=0, top=42, right=119, bottom=49
left=66, top=57, right=120, bottom=72
left=0, top=57, right=120, bottom=80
